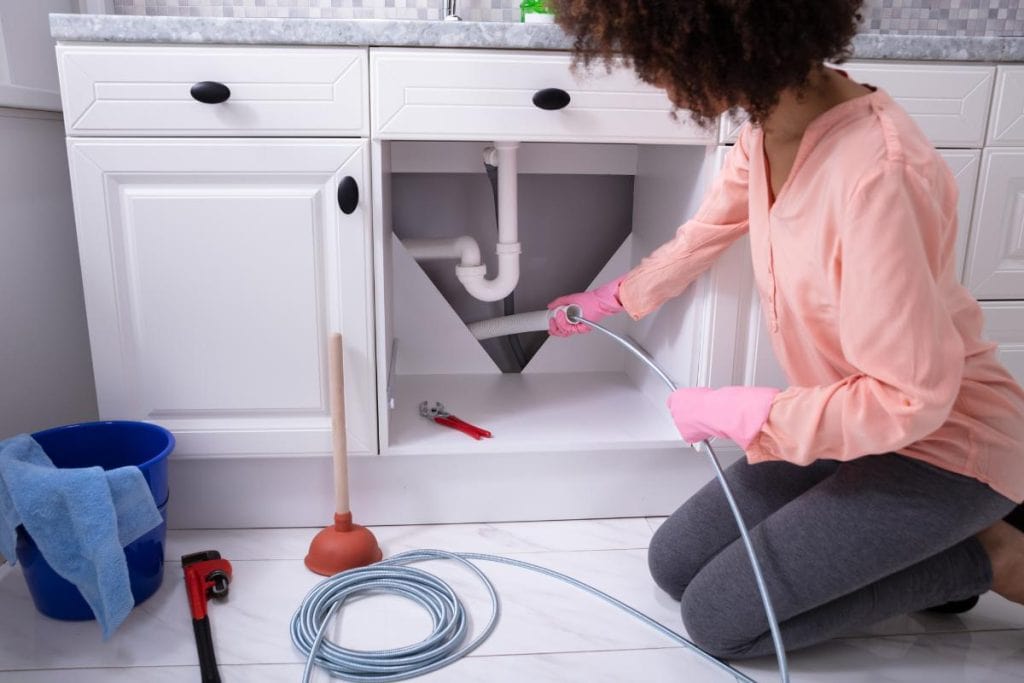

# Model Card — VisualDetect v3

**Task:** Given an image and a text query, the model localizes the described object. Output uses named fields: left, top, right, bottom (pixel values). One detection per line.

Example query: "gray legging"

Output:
left=648, top=453, right=1015, bottom=659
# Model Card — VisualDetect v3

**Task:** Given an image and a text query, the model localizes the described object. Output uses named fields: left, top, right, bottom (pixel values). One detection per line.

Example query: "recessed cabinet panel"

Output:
left=988, top=66, right=1024, bottom=146
left=127, top=191, right=323, bottom=413
left=964, top=149, right=1024, bottom=300
left=720, top=62, right=995, bottom=148
left=66, top=139, right=376, bottom=456
left=57, top=45, right=368, bottom=136
left=371, top=48, right=713, bottom=144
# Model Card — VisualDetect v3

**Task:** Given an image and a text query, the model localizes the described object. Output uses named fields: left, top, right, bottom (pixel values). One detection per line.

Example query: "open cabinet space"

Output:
left=374, top=140, right=737, bottom=461
left=388, top=372, right=680, bottom=455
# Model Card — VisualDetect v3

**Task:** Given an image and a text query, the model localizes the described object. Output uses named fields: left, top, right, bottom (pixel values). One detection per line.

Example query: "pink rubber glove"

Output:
left=546, top=276, right=626, bottom=337
left=667, top=386, right=779, bottom=448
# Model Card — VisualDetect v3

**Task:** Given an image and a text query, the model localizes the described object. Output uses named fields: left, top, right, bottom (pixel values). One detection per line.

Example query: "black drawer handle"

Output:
left=190, top=81, right=231, bottom=104
left=532, top=88, right=571, bottom=111
left=338, top=176, right=359, bottom=215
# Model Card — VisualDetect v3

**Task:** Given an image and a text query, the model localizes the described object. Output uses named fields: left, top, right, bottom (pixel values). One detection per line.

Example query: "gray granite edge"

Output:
left=50, top=13, right=1024, bottom=62
left=849, top=33, right=1024, bottom=62
left=49, top=14, right=575, bottom=51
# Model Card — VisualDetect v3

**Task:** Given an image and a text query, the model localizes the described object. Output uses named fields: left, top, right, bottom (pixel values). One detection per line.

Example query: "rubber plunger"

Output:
left=305, top=333, right=382, bottom=576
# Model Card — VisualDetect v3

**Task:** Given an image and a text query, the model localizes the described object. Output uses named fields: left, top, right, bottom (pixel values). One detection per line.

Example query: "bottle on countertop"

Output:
left=520, top=0, right=555, bottom=23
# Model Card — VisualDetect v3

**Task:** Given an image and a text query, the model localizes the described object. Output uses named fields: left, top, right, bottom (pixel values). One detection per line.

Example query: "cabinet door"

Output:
left=742, top=150, right=981, bottom=389
left=987, top=66, right=1024, bottom=146
left=980, top=302, right=1024, bottom=386
left=964, top=149, right=1024, bottom=300
left=66, top=139, right=376, bottom=457
left=941, top=149, right=981, bottom=283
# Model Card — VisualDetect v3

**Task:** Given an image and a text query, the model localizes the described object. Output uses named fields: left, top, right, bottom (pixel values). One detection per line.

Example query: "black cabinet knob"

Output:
left=532, top=88, right=571, bottom=111
left=190, top=81, right=231, bottom=104
left=337, top=176, right=359, bottom=215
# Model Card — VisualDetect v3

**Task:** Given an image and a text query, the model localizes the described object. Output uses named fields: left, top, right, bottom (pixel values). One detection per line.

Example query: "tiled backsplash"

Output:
left=107, top=0, right=1024, bottom=37
left=109, top=0, right=523, bottom=22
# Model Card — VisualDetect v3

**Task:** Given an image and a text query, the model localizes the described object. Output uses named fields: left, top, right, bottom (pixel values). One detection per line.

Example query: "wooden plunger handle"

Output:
left=328, top=332, right=350, bottom=517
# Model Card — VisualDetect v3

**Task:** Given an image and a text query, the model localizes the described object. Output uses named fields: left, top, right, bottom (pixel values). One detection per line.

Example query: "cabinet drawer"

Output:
left=721, top=62, right=995, bottom=148
left=370, top=48, right=713, bottom=144
left=57, top=45, right=368, bottom=136
left=988, top=66, right=1024, bottom=146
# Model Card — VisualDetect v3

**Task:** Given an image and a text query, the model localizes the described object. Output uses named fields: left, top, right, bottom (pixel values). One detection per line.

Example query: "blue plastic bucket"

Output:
left=14, top=421, right=175, bottom=621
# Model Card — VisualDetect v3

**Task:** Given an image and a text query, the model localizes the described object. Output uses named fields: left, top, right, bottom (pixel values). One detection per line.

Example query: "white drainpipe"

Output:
left=401, top=141, right=522, bottom=304
left=403, top=236, right=481, bottom=268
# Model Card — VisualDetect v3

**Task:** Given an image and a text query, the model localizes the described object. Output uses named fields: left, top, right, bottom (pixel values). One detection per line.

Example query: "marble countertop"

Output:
left=50, top=14, right=1024, bottom=62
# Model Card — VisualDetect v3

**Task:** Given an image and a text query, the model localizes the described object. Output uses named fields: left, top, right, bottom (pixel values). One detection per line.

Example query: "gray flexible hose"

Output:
left=467, top=310, right=552, bottom=340
left=291, top=307, right=790, bottom=683
left=563, top=306, right=789, bottom=683
left=291, top=549, right=757, bottom=683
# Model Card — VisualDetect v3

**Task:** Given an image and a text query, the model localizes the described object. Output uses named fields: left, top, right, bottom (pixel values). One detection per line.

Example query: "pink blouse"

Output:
left=618, top=89, right=1024, bottom=503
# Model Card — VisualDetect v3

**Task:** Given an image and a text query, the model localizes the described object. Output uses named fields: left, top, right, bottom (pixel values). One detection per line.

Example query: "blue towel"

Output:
left=0, top=434, right=163, bottom=638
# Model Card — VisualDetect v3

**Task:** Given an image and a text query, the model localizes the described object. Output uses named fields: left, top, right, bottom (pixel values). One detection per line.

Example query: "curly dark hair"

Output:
left=549, top=0, right=863, bottom=126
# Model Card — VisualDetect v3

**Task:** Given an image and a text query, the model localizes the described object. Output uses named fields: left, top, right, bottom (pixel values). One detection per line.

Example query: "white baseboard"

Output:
left=167, top=444, right=744, bottom=528
left=0, top=84, right=62, bottom=112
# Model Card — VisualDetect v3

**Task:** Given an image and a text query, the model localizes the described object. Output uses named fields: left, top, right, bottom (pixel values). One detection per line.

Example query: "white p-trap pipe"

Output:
left=403, top=237, right=481, bottom=267
left=457, top=141, right=521, bottom=302
left=401, top=142, right=523, bottom=304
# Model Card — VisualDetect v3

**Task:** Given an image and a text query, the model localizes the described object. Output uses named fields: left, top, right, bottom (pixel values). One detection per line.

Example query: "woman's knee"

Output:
left=679, top=566, right=764, bottom=659
left=648, top=497, right=738, bottom=601
left=647, top=520, right=701, bottom=600
left=648, top=525, right=684, bottom=600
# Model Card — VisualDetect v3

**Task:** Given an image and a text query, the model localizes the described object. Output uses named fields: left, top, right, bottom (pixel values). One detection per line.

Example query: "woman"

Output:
left=546, top=0, right=1024, bottom=659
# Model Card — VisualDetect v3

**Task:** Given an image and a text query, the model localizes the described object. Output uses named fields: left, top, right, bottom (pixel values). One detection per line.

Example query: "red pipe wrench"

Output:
left=182, top=550, right=233, bottom=683
left=419, top=401, right=493, bottom=440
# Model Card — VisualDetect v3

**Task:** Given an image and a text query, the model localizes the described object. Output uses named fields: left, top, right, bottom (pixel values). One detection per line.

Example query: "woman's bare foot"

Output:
left=977, top=520, right=1024, bottom=604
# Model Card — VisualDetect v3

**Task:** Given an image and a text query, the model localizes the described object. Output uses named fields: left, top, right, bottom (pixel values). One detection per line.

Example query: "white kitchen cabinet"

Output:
left=987, top=66, right=1024, bottom=146
left=964, top=149, right=1024, bottom=300
left=54, top=39, right=1024, bottom=527
left=65, top=138, right=376, bottom=461
left=980, top=302, right=1024, bottom=385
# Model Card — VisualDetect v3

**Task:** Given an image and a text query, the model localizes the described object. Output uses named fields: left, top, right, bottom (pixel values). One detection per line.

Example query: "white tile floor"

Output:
left=1, top=518, right=1023, bottom=682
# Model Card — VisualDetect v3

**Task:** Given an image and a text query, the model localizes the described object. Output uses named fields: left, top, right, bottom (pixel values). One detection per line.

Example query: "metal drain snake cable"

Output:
left=290, top=309, right=790, bottom=683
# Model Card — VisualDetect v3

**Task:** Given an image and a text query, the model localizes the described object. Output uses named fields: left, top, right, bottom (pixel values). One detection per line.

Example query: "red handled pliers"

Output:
left=419, top=401, right=493, bottom=440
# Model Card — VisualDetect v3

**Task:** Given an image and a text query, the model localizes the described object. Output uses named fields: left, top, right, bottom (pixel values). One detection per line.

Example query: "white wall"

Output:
left=0, top=0, right=97, bottom=440
left=0, top=1, right=79, bottom=110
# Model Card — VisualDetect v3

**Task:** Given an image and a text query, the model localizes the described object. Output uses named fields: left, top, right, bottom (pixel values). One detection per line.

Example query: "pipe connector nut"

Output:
left=495, top=242, right=522, bottom=255
left=455, top=264, right=488, bottom=280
